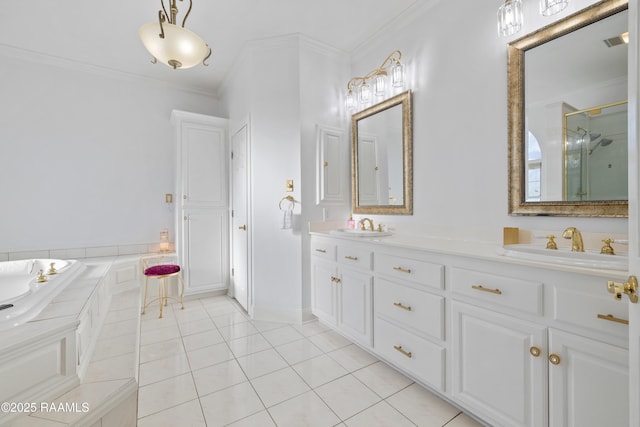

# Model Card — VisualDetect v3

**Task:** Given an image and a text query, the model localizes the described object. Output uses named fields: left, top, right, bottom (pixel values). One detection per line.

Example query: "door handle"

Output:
left=607, top=276, right=638, bottom=303
left=238, top=225, right=247, bottom=231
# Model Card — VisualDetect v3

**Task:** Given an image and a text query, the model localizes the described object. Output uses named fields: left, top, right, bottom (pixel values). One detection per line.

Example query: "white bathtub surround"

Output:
left=0, top=242, right=175, bottom=263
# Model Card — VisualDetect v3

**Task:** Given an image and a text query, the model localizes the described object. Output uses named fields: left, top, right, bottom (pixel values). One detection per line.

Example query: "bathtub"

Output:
left=0, top=259, right=84, bottom=329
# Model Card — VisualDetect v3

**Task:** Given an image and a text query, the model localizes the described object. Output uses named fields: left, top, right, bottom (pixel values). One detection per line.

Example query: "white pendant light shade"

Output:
left=345, top=90, right=356, bottom=110
left=374, top=74, right=386, bottom=96
left=391, top=62, right=404, bottom=88
left=497, top=0, right=523, bottom=37
left=540, top=0, right=569, bottom=17
left=139, top=22, right=210, bottom=69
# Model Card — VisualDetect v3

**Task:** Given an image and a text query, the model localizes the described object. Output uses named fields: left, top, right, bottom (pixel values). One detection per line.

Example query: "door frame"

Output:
left=229, top=115, right=253, bottom=316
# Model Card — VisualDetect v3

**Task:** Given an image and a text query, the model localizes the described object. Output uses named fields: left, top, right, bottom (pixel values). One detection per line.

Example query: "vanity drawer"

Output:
left=451, top=267, right=543, bottom=316
left=311, top=239, right=336, bottom=261
left=374, top=317, right=445, bottom=392
left=553, top=286, right=628, bottom=342
left=375, top=278, right=444, bottom=341
left=375, top=253, right=444, bottom=290
left=337, top=246, right=373, bottom=270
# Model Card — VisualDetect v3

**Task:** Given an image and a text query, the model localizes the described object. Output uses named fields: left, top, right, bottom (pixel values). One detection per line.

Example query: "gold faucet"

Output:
left=562, top=227, right=584, bottom=252
left=360, top=218, right=374, bottom=231
left=36, top=269, right=48, bottom=283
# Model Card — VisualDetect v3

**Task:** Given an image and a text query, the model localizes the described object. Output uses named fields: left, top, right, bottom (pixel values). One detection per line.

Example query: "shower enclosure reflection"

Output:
left=564, top=101, right=627, bottom=201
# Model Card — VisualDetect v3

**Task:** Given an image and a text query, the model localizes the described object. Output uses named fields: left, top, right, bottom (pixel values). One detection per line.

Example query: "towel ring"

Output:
left=279, top=195, right=295, bottom=210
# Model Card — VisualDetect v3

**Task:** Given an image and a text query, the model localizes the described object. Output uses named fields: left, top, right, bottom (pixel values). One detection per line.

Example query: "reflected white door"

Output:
left=357, top=135, right=380, bottom=204
left=231, top=122, right=250, bottom=312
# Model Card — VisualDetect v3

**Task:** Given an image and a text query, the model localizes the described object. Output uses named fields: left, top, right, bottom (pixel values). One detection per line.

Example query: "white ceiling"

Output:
left=1, top=0, right=419, bottom=96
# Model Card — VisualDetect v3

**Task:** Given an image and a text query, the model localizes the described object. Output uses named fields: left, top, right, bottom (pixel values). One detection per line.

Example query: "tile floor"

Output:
left=137, top=295, right=484, bottom=427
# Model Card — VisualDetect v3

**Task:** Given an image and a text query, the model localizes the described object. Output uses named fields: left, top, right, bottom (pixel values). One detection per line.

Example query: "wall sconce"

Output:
left=498, top=0, right=568, bottom=37
left=139, top=0, right=212, bottom=69
left=160, top=229, right=170, bottom=252
left=345, top=50, right=405, bottom=112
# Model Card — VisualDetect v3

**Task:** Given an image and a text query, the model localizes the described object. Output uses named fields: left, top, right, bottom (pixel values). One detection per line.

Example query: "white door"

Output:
left=357, top=135, right=380, bottom=204
left=628, top=3, right=640, bottom=424
left=231, top=122, right=250, bottom=312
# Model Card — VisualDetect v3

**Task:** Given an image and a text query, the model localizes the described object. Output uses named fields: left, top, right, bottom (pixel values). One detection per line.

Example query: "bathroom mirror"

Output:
left=508, top=0, right=628, bottom=217
left=352, top=90, right=412, bottom=215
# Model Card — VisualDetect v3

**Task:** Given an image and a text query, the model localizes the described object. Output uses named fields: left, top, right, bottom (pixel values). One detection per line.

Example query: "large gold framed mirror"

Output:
left=352, top=90, right=413, bottom=215
left=508, top=0, right=628, bottom=217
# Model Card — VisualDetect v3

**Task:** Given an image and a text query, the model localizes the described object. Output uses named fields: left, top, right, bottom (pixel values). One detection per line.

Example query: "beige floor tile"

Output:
left=387, top=383, right=461, bottom=427
left=139, top=337, right=185, bottom=364
left=446, top=413, right=486, bottom=427
left=228, top=333, right=272, bottom=357
left=327, top=344, right=378, bottom=372
left=139, top=352, right=191, bottom=386
left=193, top=359, right=248, bottom=397
left=199, top=382, right=265, bottom=427
left=315, top=374, right=381, bottom=420
left=292, top=320, right=331, bottom=337
left=226, top=410, right=276, bottom=427
left=261, top=325, right=305, bottom=347
left=186, top=342, right=234, bottom=371
left=140, top=323, right=181, bottom=346
left=177, top=317, right=215, bottom=337
left=181, top=329, right=225, bottom=352
left=211, top=311, right=249, bottom=328
left=137, top=373, right=197, bottom=418
left=274, top=338, right=324, bottom=365
left=218, top=322, right=260, bottom=342
left=308, top=329, right=352, bottom=352
left=268, top=390, right=340, bottom=427
left=344, top=401, right=415, bottom=427
left=293, top=354, right=349, bottom=388
left=137, top=398, right=206, bottom=427
left=236, top=348, right=288, bottom=379
left=352, top=361, right=413, bottom=398
left=250, top=319, right=289, bottom=333
left=250, top=367, right=311, bottom=407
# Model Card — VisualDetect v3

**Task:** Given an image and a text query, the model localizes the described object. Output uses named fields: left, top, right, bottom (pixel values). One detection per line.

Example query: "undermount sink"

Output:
left=497, top=243, right=627, bottom=271
left=330, top=228, right=394, bottom=237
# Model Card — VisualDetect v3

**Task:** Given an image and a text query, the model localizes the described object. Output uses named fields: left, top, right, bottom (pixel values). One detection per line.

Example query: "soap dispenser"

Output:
left=347, top=214, right=356, bottom=229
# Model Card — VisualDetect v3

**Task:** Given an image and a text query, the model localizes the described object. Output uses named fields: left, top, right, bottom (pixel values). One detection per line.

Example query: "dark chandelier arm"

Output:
left=160, top=0, right=171, bottom=24
left=203, top=46, right=212, bottom=66
left=158, top=10, right=167, bottom=39
left=181, top=0, right=193, bottom=28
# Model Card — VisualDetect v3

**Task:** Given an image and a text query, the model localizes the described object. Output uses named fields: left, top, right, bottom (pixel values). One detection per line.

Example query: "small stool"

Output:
left=141, top=264, right=185, bottom=318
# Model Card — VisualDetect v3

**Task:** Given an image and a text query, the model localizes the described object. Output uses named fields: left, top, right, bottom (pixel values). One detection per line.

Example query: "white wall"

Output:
left=344, top=0, right=628, bottom=236
left=0, top=50, right=220, bottom=252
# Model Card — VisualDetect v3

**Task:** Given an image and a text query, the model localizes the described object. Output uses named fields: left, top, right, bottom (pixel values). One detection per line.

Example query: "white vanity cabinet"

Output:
left=311, top=237, right=373, bottom=346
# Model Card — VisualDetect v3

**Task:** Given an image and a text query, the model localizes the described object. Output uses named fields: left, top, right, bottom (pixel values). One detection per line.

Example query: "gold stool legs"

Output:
left=141, top=272, right=185, bottom=318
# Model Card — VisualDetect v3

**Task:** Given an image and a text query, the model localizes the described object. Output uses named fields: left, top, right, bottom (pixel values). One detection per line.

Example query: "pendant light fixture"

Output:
left=498, top=0, right=569, bottom=37
left=345, top=50, right=405, bottom=112
left=139, top=0, right=212, bottom=69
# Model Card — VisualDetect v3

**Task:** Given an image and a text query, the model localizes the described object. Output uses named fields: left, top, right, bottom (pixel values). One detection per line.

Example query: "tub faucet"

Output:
left=562, top=227, right=584, bottom=252
left=360, top=218, right=374, bottom=231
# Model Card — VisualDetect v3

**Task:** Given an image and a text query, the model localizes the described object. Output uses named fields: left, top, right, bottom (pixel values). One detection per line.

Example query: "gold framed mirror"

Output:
left=508, top=0, right=628, bottom=217
left=352, top=90, right=413, bottom=215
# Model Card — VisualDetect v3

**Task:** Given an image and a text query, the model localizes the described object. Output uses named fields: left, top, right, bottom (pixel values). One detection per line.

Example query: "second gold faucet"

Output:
left=562, top=227, right=584, bottom=252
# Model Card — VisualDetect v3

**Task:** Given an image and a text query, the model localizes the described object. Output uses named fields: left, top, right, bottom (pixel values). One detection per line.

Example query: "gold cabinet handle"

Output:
left=393, top=302, right=412, bottom=311
left=393, top=345, right=412, bottom=358
left=393, top=266, right=412, bottom=274
left=607, top=276, right=638, bottom=303
left=330, top=276, right=341, bottom=284
left=597, top=313, right=629, bottom=325
left=471, top=285, right=502, bottom=295
left=548, top=354, right=561, bottom=365
left=238, top=225, right=247, bottom=230
left=529, top=346, right=541, bottom=357
left=344, top=255, right=358, bottom=261
left=315, top=248, right=327, bottom=253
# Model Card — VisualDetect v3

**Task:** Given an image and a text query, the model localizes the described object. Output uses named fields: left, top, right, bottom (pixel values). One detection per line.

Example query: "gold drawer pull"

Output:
left=344, top=255, right=359, bottom=261
left=472, top=285, right=502, bottom=295
left=597, top=313, right=629, bottom=325
left=393, top=345, right=412, bottom=358
left=529, top=346, right=541, bottom=357
left=315, top=249, right=327, bottom=253
left=393, top=266, right=412, bottom=274
left=330, top=276, right=341, bottom=283
left=548, top=354, right=561, bottom=365
left=393, top=302, right=412, bottom=311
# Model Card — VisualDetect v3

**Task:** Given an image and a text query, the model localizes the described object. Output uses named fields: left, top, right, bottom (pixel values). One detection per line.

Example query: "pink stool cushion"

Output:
left=145, top=264, right=181, bottom=276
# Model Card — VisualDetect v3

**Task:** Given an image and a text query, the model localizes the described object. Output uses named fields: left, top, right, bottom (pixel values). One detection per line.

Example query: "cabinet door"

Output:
left=337, top=267, right=372, bottom=346
left=182, top=211, right=227, bottom=294
left=451, top=302, right=547, bottom=427
left=311, top=260, right=337, bottom=324
left=548, top=329, right=628, bottom=427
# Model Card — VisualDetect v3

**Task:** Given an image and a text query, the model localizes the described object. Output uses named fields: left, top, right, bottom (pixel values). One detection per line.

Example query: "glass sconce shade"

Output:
left=375, top=74, right=386, bottom=96
left=540, top=0, right=569, bottom=16
left=345, top=90, right=356, bottom=110
left=497, top=0, right=523, bottom=37
left=139, top=22, right=210, bottom=69
left=359, top=83, right=372, bottom=103
left=391, top=62, right=404, bottom=87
